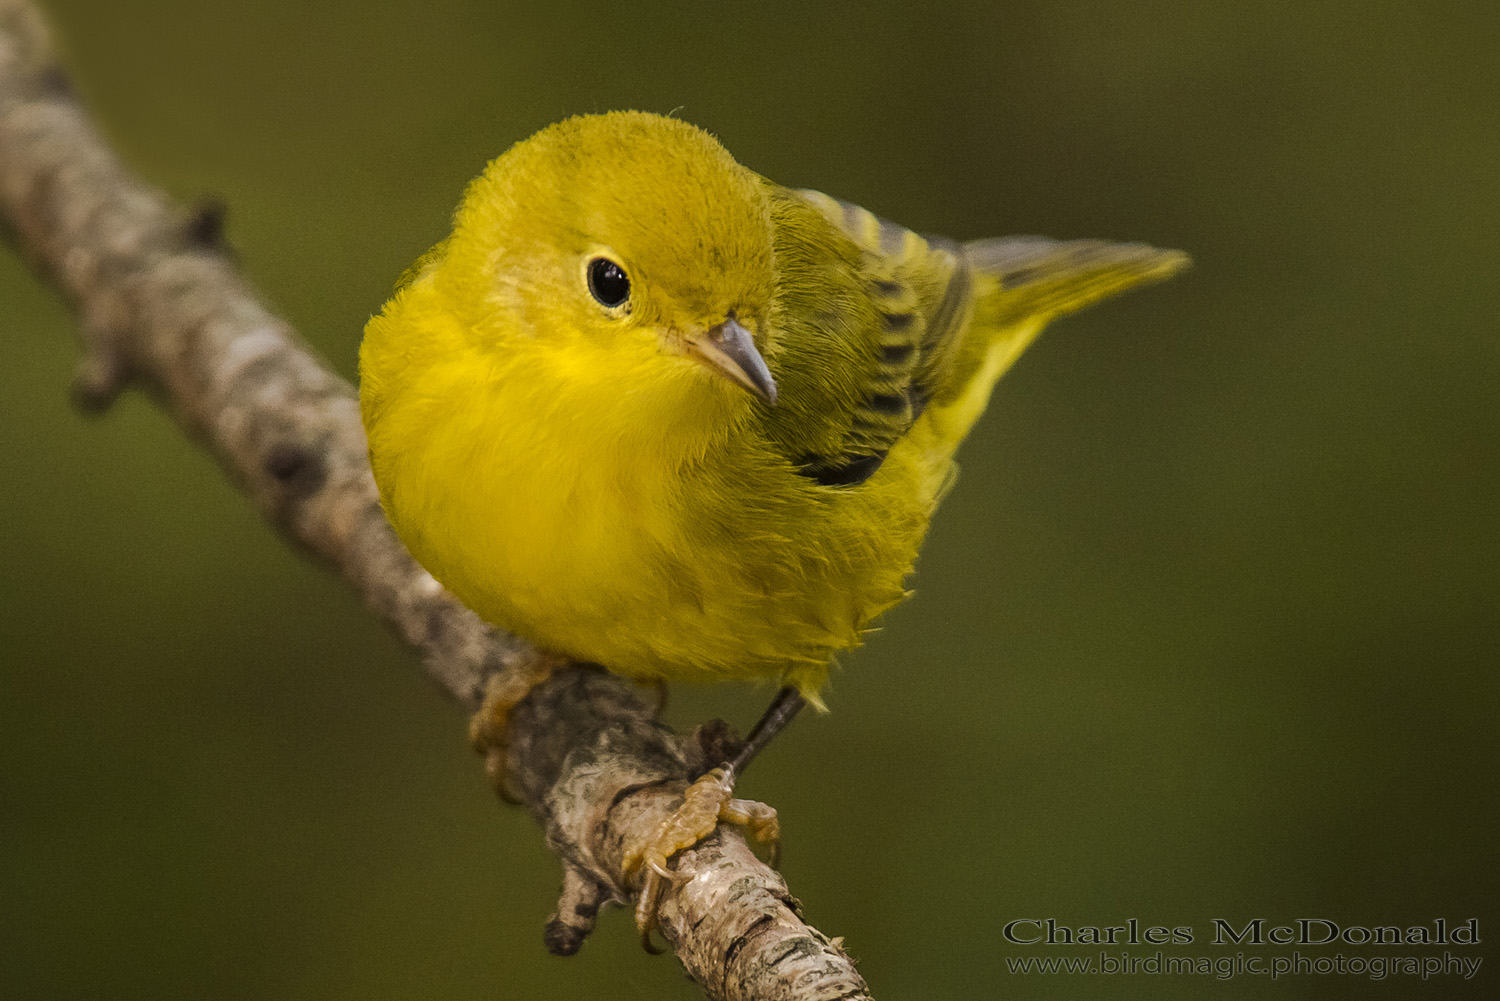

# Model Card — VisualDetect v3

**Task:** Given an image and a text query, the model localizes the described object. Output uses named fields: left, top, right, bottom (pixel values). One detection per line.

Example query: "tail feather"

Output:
left=921, top=237, right=1189, bottom=425
left=964, top=237, right=1191, bottom=325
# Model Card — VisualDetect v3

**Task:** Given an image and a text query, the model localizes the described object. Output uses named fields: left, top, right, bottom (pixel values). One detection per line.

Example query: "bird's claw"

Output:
left=468, top=653, right=569, bottom=802
left=623, top=765, right=781, bottom=953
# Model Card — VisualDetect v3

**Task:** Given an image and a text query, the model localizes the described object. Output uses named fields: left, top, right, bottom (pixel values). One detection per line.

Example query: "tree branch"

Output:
left=0, top=3, right=870, bottom=998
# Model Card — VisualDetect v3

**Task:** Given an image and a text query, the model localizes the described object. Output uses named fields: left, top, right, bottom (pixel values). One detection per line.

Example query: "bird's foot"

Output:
left=623, top=764, right=781, bottom=953
left=468, top=652, right=570, bottom=802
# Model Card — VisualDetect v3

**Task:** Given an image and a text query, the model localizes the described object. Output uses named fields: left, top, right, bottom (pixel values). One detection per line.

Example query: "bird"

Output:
left=359, top=110, right=1187, bottom=948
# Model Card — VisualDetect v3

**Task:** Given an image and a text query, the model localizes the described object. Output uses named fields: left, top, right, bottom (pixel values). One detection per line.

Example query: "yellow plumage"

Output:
left=360, top=111, right=1186, bottom=703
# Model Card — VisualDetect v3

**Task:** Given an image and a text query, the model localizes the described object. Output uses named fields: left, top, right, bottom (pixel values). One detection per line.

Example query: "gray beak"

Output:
left=684, top=315, right=778, bottom=404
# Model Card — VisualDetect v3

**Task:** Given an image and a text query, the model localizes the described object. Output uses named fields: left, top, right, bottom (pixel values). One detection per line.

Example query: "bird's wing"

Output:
left=761, top=189, right=1191, bottom=488
left=760, top=188, right=972, bottom=487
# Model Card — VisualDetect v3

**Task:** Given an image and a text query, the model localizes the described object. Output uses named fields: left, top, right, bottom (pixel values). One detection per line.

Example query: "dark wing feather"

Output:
left=760, top=188, right=973, bottom=487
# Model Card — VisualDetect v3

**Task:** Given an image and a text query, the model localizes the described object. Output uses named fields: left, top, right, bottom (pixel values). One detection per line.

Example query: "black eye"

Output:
left=587, top=257, right=631, bottom=308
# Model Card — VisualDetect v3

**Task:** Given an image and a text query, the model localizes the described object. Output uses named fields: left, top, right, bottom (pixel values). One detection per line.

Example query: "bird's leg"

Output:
left=624, top=686, right=805, bottom=952
left=730, top=684, right=808, bottom=775
left=468, top=652, right=570, bottom=803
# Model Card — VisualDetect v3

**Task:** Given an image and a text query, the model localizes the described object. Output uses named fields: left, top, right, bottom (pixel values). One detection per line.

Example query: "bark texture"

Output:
left=0, top=3, right=870, bottom=997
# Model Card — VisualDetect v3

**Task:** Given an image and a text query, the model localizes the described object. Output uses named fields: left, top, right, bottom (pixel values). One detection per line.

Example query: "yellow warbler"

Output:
left=359, top=110, right=1186, bottom=944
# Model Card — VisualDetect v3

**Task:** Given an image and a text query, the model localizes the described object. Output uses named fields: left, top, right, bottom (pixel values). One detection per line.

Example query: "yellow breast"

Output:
left=360, top=277, right=966, bottom=699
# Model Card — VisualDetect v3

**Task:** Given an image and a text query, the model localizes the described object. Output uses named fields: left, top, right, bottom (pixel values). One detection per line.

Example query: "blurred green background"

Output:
left=2, top=1, right=1495, bottom=998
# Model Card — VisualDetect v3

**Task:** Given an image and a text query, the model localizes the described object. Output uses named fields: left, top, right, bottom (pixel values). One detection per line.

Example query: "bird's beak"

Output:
left=682, top=316, right=778, bottom=404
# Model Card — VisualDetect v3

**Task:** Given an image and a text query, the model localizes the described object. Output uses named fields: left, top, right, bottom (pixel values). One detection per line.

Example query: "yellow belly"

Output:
left=387, top=395, right=942, bottom=697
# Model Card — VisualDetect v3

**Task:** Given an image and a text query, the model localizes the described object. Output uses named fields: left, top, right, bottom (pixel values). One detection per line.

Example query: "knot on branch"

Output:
left=262, top=439, right=328, bottom=499
left=181, top=196, right=231, bottom=253
left=544, top=867, right=610, bottom=956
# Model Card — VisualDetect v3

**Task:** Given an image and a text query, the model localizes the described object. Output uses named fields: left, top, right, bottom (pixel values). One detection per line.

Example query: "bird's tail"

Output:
left=962, top=236, right=1191, bottom=381
left=919, top=237, right=1189, bottom=449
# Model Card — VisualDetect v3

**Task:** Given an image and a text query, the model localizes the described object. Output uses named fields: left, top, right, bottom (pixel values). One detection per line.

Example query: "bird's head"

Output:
left=439, top=111, right=780, bottom=413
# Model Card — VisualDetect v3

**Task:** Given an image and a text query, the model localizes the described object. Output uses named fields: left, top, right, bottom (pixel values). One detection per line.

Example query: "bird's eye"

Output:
left=587, top=257, right=631, bottom=308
